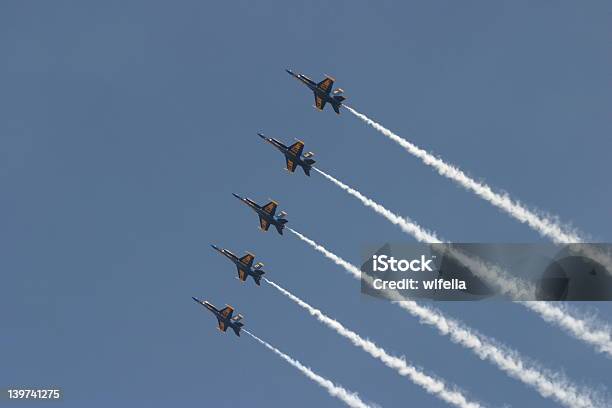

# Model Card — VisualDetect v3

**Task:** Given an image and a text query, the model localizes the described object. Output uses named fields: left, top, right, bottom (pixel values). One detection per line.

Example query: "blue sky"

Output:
left=1, top=1, right=611, bottom=407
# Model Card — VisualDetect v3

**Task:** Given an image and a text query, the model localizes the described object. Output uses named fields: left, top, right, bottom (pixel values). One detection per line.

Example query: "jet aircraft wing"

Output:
left=314, top=95, right=326, bottom=111
left=317, top=76, right=334, bottom=94
left=259, top=216, right=270, bottom=231
left=262, top=201, right=277, bottom=215
left=288, top=140, right=305, bottom=157
left=217, top=319, right=227, bottom=332
left=219, top=305, right=234, bottom=319
left=239, top=253, right=255, bottom=267
left=285, top=158, right=297, bottom=173
left=237, top=268, right=248, bottom=281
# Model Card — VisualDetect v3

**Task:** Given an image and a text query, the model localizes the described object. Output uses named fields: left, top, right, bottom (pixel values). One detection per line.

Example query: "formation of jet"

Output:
left=211, top=244, right=265, bottom=286
left=197, top=69, right=346, bottom=338
left=233, top=193, right=288, bottom=235
left=257, top=132, right=315, bottom=176
left=286, top=69, right=345, bottom=114
left=192, top=297, right=244, bottom=336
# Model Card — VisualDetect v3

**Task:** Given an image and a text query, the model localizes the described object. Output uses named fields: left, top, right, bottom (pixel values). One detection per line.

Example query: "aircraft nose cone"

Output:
left=232, top=193, right=242, bottom=200
left=192, top=297, right=200, bottom=303
left=210, top=244, right=219, bottom=251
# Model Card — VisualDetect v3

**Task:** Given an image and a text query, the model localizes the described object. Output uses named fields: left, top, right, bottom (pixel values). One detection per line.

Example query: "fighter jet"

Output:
left=211, top=244, right=265, bottom=286
left=286, top=69, right=346, bottom=114
left=257, top=132, right=316, bottom=176
left=232, top=193, right=288, bottom=235
left=192, top=297, right=244, bottom=337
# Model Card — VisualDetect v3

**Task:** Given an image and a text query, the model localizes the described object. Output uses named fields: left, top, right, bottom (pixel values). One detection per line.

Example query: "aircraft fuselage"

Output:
left=210, top=244, right=264, bottom=285
left=257, top=133, right=314, bottom=176
left=211, top=245, right=240, bottom=265
left=193, top=298, right=243, bottom=336
left=271, top=139, right=308, bottom=168
left=286, top=69, right=338, bottom=105
left=233, top=194, right=285, bottom=232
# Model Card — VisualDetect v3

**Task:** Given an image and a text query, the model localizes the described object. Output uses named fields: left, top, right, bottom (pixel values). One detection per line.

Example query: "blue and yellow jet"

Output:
left=286, top=69, right=346, bottom=114
left=257, top=132, right=316, bottom=176
left=192, top=297, right=244, bottom=337
left=232, top=193, right=288, bottom=235
left=210, top=244, right=265, bottom=286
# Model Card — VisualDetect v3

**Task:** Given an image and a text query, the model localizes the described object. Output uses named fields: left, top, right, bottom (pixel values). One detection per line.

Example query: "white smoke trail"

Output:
left=313, top=167, right=442, bottom=244
left=345, top=106, right=612, bottom=275
left=344, top=105, right=582, bottom=244
left=522, top=301, right=612, bottom=357
left=263, top=278, right=485, bottom=408
left=312, top=168, right=612, bottom=357
left=287, top=228, right=605, bottom=408
left=243, top=330, right=374, bottom=408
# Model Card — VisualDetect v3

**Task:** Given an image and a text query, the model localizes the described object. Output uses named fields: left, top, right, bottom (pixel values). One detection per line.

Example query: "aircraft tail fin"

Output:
left=232, top=322, right=244, bottom=336
left=275, top=219, right=288, bottom=235
left=332, top=95, right=345, bottom=114
left=301, top=162, right=314, bottom=176
left=252, top=270, right=265, bottom=286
